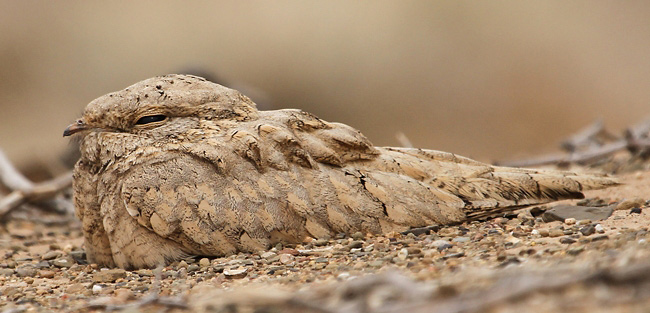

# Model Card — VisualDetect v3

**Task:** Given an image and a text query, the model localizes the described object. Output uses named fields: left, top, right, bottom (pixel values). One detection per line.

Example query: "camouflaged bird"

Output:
left=63, top=74, right=617, bottom=269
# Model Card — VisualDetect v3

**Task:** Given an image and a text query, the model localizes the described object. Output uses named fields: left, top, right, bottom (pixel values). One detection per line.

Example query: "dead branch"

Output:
left=496, top=118, right=650, bottom=168
left=0, top=148, right=73, bottom=220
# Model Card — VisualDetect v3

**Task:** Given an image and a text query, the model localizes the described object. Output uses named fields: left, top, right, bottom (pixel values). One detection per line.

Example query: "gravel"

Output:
left=0, top=171, right=649, bottom=312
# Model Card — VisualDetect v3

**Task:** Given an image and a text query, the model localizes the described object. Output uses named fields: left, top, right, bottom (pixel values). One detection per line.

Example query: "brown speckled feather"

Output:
left=66, top=74, right=618, bottom=269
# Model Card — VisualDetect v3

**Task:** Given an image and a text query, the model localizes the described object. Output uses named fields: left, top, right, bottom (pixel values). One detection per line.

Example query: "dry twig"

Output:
left=0, top=148, right=73, bottom=220
left=497, top=118, right=650, bottom=168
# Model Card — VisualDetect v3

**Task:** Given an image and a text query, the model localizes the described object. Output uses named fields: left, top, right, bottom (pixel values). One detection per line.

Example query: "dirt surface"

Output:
left=1, top=170, right=649, bottom=312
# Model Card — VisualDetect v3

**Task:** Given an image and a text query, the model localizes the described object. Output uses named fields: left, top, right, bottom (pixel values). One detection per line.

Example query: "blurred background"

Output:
left=1, top=1, right=649, bottom=179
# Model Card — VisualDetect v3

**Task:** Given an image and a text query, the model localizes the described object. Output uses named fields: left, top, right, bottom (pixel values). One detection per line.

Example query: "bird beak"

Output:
left=63, top=119, right=87, bottom=137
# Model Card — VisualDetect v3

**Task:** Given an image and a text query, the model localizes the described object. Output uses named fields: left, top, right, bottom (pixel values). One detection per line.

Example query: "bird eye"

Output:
left=135, top=115, right=167, bottom=125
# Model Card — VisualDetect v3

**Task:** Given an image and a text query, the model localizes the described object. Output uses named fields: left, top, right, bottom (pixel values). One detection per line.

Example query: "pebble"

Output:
left=51, top=257, right=74, bottom=268
left=39, top=270, right=55, bottom=278
left=41, top=251, right=62, bottom=261
left=397, top=248, right=409, bottom=260
left=34, top=261, right=50, bottom=269
left=549, top=229, right=564, bottom=237
left=542, top=205, right=614, bottom=222
left=66, top=283, right=86, bottom=293
left=313, top=239, right=329, bottom=246
left=0, top=268, right=15, bottom=276
left=567, top=246, right=585, bottom=256
left=564, top=218, right=576, bottom=225
left=538, top=229, right=550, bottom=237
left=431, top=240, right=453, bottom=251
left=577, top=219, right=592, bottom=226
left=591, top=235, right=609, bottom=242
left=187, top=264, right=200, bottom=272
left=595, top=224, right=605, bottom=234
left=452, top=237, right=470, bottom=243
left=348, top=241, right=364, bottom=249
left=442, top=252, right=465, bottom=260
left=351, top=232, right=365, bottom=240
left=580, top=225, right=596, bottom=236
left=93, top=269, right=127, bottom=283
left=224, top=267, right=248, bottom=279
left=630, top=208, right=643, bottom=214
left=559, top=237, right=577, bottom=244
left=135, top=269, right=153, bottom=276
left=261, top=251, right=277, bottom=259
left=199, top=258, right=211, bottom=268
left=279, top=254, right=294, bottom=264
left=177, top=260, right=189, bottom=268
left=92, top=285, right=103, bottom=294
left=16, top=267, right=37, bottom=277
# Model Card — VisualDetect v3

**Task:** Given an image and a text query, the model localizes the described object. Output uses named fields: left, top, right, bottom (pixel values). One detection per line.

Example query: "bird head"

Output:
left=63, top=74, right=259, bottom=139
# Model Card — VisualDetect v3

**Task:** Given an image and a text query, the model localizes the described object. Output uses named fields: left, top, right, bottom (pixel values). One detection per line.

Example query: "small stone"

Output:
left=66, top=283, right=86, bottom=293
left=351, top=232, right=365, bottom=240
left=615, top=198, right=645, bottom=211
left=187, top=264, right=200, bottom=272
left=313, top=239, right=329, bottom=246
left=595, top=224, right=605, bottom=233
left=93, top=269, right=127, bottom=283
left=261, top=251, right=277, bottom=259
left=564, top=218, right=576, bottom=225
left=279, top=254, right=294, bottom=264
left=531, top=229, right=539, bottom=235
left=567, top=246, right=584, bottom=256
left=542, top=205, right=614, bottom=222
left=16, top=267, right=37, bottom=277
left=39, top=270, right=55, bottom=278
left=406, top=247, right=421, bottom=255
left=631, top=207, right=643, bottom=214
left=199, top=258, right=210, bottom=268
left=431, top=240, right=453, bottom=251
left=452, top=237, right=470, bottom=243
left=34, top=261, right=51, bottom=269
left=397, top=248, right=409, bottom=260
left=577, top=219, right=592, bottom=226
left=579, top=225, right=596, bottom=236
left=92, top=284, right=103, bottom=294
left=41, top=251, right=62, bottom=261
left=135, top=269, right=153, bottom=276
left=223, top=267, right=248, bottom=279
left=538, top=229, right=550, bottom=237
left=441, top=252, right=465, bottom=260
left=51, top=257, right=74, bottom=268
left=549, top=229, right=564, bottom=237
left=177, top=260, right=188, bottom=268
left=348, top=241, right=363, bottom=249
left=591, top=235, right=609, bottom=242
left=505, top=236, right=521, bottom=248
left=369, top=260, right=384, bottom=268
left=353, top=261, right=367, bottom=269
left=0, top=268, right=15, bottom=276
left=278, top=248, right=299, bottom=256
left=559, top=237, right=576, bottom=244
left=68, top=250, right=87, bottom=264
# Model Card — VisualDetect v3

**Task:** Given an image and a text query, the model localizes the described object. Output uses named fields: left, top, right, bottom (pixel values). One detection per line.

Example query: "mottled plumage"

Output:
left=64, top=75, right=617, bottom=269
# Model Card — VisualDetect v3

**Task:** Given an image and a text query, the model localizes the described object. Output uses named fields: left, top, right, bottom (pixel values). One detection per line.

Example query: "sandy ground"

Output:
left=0, top=170, right=649, bottom=313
